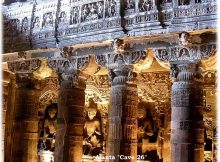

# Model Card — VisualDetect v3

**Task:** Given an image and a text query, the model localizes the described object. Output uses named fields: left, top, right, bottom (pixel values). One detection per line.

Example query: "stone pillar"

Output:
left=4, top=74, right=16, bottom=162
left=6, top=58, right=41, bottom=162
left=48, top=59, right=86, bottom=162
left=107, top=66, right=138, bottom=162
left=171, top=63, right=204, bottom=162
left=10, top=76, right=39, bottom=162
left=55, top=79, right=85, bottom=162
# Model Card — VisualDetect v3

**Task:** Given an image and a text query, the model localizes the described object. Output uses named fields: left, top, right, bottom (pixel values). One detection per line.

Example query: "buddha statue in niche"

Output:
left=137, top=102, right=155, bottom=155
left=83, top=98, right=103, bottom=156
left=41, top=103, right=57, bottom=151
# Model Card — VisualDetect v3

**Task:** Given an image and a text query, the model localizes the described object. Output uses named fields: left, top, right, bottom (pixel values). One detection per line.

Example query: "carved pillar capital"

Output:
left=47, top=57, right=88, bottom=89
left=95, top=46, right=146, bottom=85
left=7, top=58, right=41, bottom=88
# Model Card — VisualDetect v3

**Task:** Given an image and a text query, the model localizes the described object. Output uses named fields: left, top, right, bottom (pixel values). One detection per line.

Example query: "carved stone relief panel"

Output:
left=32, top=1, right=57, bottom=41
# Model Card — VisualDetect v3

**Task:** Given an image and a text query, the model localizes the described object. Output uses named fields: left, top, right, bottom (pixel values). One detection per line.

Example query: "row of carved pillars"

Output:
left=5, top=62, right=204, bottom=162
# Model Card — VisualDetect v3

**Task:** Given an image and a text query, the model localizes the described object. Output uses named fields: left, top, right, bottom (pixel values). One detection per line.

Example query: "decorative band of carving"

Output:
left=8, top=58, right=41, bottom=73
left=154, top=43, right=216, bottom=62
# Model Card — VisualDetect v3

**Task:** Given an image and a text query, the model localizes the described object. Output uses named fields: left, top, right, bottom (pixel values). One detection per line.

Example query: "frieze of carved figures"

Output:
left=8, top=58, right=41, bottom=74
left=42, top=12, right=53, bottom=28
left=154, top=43, right=216, bottom=62
left=139, top=0, right=153, bottom=12
left=81, top=1, right=104, bottom=22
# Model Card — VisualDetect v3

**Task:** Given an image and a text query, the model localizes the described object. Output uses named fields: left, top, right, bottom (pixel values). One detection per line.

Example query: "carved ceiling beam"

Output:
left=153, top=32, right=216, bottom=64
left=152, top=32, right=216, bottom=80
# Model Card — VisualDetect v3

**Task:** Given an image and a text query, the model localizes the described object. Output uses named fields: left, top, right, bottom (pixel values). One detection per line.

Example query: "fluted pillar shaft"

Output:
left=107, top=66, right=138, bottom=162
left=171, top=63, right=204, bottom=162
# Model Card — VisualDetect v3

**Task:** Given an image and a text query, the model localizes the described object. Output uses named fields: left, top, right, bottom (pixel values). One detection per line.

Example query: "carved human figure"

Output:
left=83, top=99, right=103, bottom=156
left=126, top=0, right=131, bottom=9
left=82, top=4, right=89, bottom=22
left=21, top=17, right=28, bottom=33
left=97, top=2, right=104, bottom=18
left=87, top=3, right=98, bottom=21
left=137, top=104, right=154, bottom=155
left=107, top=0, right=116, bottom=17
left=179, top=32, right=190, bottom=45
left=59, top=11, right=66, bottom=24
left=141, top=0, right=152, bottom=11
left=43, top=12, right=53, bottom=27
left=33, top=17, right=40, bottom=28
left=42, top=104, right=57, bottom=151
left=179, top=48, right=190, bottom=58
left=70, top=7, right=80, bottom=24
left=59, top=60, right=77, bottom=84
